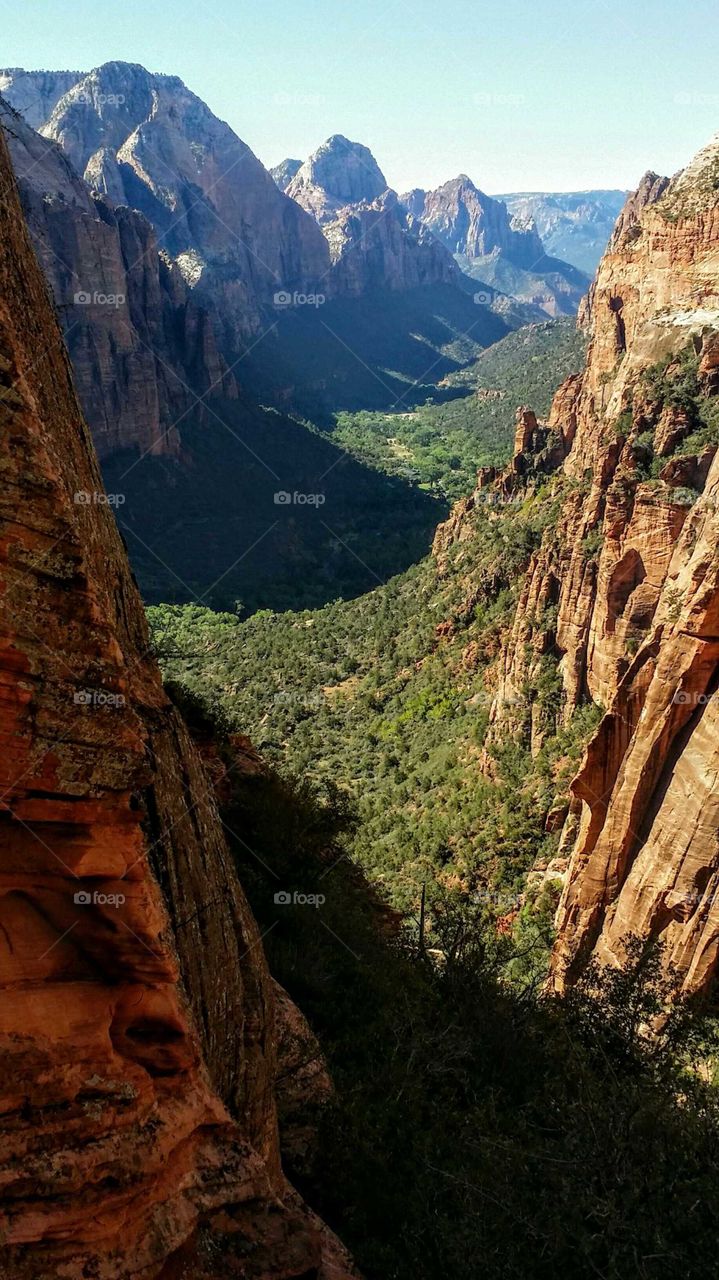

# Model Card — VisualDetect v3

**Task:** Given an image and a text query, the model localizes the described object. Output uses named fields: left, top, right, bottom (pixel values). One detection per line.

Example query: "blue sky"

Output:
left=2, top=0, right=718, bottom=193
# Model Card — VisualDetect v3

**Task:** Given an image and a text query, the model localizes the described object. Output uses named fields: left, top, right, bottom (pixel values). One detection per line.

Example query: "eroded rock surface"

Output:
left=0, top=96, right=236, bottom=459
left=433, top=134, right=719, bottom=994
left=0, top=122, right=351, bottom=1279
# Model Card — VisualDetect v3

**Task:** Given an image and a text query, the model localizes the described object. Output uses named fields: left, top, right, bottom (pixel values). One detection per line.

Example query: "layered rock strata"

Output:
left=0, top=121, right=349, bottom=1278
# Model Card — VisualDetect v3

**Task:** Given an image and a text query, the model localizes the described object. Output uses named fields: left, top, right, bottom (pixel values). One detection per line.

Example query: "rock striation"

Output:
left=0, top=96, right=237, bottom=459
left=287, top=134, right=389, bottom=224
left=0, top=122, right=351, bottom=1278
left=403, top=175, right=591, bottom=316
left=285, top=135, right=463, bottom=293
left=325, top=190, right=460, bottom=294
left=404, top=175, right=545, bottom=265
left=434, top=134, right=719, bottom=995
left=270, top=157, right=302, bottom=192
left=0, top=63, right=332, bottom=339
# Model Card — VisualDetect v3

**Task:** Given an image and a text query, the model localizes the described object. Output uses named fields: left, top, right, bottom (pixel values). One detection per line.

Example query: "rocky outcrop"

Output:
left=285, top=136, right=467, bottom=295
left=0, top=121, right=351, bottom=1278
left=434, top=135, right=719, bottom=995
left=287, top=135, right=388, bottom=224
left=404, top=175, right=545, bottom=266
left=270, top=158, right=302, bottom=191
left=403, top=176, right=591, bottom=316
left=1, top=63, right=332, bottom=340
left=0, top=97, right=237, bottom=458
left=0, top=66, right=80, bottom=128
left=326, top=190, right=460, bottom=294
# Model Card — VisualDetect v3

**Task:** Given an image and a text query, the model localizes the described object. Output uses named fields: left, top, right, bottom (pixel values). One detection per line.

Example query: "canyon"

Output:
left=1, top=38, right=719, bottom=1280
left=498, top=189, right=630, bottom=275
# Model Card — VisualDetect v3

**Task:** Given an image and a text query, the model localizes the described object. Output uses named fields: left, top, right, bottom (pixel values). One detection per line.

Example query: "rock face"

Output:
left=0, top=62, right=332, bottom=339
left=434, top=135, right=719, bottom=995
left=287, top=134, right=389, bottom=224
left=326, top=190, right=460, bottom=294
left=404, top=175, right=545, bottom=265
left=0, top=66, right=80, bottom=128
left=403, top=176, right=591, bottom=316
left=498, top=189, right=629, bottom=275
left=0, top=123, right=350, bottom=1278
left=285, top=136, right=465, bottom=294
left=0, top=97, right=237, bottom=459
left=270, top=157, right=302, bottom=191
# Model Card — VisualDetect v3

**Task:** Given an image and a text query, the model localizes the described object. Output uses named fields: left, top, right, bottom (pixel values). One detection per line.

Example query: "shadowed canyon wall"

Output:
left=0, top=122, right=350, bottom=1279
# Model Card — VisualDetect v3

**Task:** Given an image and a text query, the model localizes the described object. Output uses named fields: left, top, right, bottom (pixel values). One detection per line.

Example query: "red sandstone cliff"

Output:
left=434, top=134, right=719, bottom=995
left=0, top=121, right=350, bottom=1278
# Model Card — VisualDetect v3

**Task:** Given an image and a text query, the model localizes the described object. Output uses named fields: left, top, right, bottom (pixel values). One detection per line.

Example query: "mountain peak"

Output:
left=658, top=130, right=719, bottom=219
left=287, top=134, right=388, bottom=220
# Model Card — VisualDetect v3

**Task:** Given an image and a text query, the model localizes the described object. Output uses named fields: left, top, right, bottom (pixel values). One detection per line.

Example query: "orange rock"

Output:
left=0, top=126, right=354, bottom=1278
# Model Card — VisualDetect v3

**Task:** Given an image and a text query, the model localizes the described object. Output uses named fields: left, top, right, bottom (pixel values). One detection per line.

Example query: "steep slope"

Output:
left=0, top=96, right=236, bottom=458
left=404, top=175, right=545, bottom=264
left=286, top=134, right=388, bottom=223
left=403, top=176, right=591, bottom=316
left=499, top=189, right=629, bottom=275
left=0, top=120, right=350, bottom=1278
left=2, top=70, right=518, bottom=440
left=0, top=66, right=80, bottom=127
left=271, top=157, right=302, bottom=191
left=1, top=62, right=332, bottom=339
left=286, top=135, right=466, bottom=295
left=437, top=139, right=719, bottom=994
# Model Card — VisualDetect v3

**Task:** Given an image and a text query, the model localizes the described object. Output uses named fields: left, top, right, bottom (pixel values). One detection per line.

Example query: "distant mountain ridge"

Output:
left=400, top=175, right=591, bottom=316
left=497, top=189, right=629, bottom=275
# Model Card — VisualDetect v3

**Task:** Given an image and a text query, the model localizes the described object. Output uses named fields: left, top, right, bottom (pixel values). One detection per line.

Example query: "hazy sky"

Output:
left=2, top=0, right=718, bottom=193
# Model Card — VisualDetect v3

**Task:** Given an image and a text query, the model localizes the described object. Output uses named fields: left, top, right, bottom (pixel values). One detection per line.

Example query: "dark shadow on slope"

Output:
left=244, top=283, right=513, bottom=423
left=102, top=398, right=447, bottom=613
